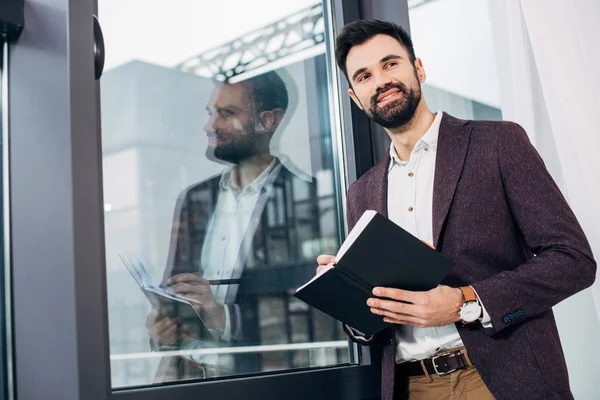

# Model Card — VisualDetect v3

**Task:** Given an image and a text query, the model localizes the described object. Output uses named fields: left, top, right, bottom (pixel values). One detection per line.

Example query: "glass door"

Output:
left=98, top=0, right=354, bottom=389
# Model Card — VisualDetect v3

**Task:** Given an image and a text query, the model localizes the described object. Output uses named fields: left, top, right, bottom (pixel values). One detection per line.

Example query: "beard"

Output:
left=367, top=80, right=422, bottom=129
left=206, top=128, right=259, bottom=165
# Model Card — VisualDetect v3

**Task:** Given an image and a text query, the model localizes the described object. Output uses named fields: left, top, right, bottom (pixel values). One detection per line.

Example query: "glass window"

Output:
left=99, top=0, right=352, bottom=388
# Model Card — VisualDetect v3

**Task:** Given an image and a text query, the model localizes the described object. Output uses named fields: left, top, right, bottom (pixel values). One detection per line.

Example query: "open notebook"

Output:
left=294, top=210, right=454, bottom=335
left=120, top=254, right=215, bottom=341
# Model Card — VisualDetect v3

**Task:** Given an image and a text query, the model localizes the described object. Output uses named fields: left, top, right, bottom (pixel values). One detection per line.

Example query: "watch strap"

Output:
left=459, top=286, right=477, bottom=303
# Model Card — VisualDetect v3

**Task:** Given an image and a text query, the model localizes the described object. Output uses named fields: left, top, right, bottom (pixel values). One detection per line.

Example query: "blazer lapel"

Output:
left=432, top=113, right=471, bottom=248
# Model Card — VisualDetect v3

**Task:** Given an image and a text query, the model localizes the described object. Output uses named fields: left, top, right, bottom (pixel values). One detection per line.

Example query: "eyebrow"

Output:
left=205, top=105, right=242, bottom=113
left=351, top=54, right=404, bottom=83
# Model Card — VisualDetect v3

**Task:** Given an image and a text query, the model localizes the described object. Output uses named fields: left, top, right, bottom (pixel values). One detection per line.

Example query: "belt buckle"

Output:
left=431, top=350, right=458, bottom=376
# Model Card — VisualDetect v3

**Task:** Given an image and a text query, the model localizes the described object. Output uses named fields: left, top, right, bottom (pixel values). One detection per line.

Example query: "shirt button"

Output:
left=424, top=147, right=430, bottom=152
left=408, top=206, right=414, bottom=212
left=222, top=236, right=227, bottom=241
left=408, top=172, right=414, bottom=177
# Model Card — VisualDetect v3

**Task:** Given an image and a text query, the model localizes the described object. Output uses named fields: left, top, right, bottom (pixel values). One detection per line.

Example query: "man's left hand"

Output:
left=367, top=285, right=464, bottom=327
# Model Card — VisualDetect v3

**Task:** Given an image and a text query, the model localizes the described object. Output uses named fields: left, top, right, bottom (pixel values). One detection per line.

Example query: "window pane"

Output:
left=99, top=0, right=352, bottom=388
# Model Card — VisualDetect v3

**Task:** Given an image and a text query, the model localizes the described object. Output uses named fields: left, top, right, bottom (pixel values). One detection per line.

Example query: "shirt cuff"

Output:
left=470, top=285, right=493, bottom=329
left=220, top=304, right=232, bottom=341
left=206, top=304, right=232, bottom=342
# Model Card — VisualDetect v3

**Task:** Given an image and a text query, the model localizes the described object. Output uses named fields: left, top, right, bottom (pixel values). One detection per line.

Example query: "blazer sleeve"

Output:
left=471, top=122, right=596, bottom=335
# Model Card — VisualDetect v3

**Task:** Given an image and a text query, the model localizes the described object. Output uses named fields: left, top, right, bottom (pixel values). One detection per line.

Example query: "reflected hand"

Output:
left=316, top=254, right=335, bottom=274
left=146, top=309, right=194, bottom=346
left=167, top=273, right=225, bottom=330
left=367, top=285, right=463, bottom=328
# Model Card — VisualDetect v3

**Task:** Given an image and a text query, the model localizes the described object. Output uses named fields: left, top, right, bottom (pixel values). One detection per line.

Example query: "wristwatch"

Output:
left=458, top=286, right=482, bottom=324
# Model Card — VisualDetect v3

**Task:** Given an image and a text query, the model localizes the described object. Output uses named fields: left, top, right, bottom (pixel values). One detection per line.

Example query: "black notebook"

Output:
left=294, top=210, right=454, bottom=335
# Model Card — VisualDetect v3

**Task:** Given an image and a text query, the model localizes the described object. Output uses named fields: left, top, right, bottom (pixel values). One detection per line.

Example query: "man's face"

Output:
left=345, top=34, right=425, bottom=129
left=204, top=83, right=261, bottom=164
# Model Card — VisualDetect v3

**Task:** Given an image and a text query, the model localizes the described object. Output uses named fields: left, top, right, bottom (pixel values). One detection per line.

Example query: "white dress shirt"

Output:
left=185, top=158, right=281, bottom=368
left=387, top=112, right=491, bottom=363
left=202, top=157, right=280, bottom=306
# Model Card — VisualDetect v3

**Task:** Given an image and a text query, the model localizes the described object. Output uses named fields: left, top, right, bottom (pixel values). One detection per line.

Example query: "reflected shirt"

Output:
left=185, top=157, right=281, bottom=367
left=202, top=156, right=280, bottom=338
left=387, top=112, right=491, bottom=362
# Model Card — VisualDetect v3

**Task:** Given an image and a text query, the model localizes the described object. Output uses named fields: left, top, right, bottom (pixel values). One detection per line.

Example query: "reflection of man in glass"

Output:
left=147, top=71, right=316, bottom=381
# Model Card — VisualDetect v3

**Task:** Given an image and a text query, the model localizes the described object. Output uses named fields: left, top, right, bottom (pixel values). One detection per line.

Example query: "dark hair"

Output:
left=239, top=71, right=289, bottom=113
left=335, top=20, right=416, bottom=80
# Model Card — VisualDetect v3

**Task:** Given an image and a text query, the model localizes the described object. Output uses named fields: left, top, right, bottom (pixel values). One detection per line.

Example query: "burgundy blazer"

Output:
left=344, top=113, right=596, bottom=399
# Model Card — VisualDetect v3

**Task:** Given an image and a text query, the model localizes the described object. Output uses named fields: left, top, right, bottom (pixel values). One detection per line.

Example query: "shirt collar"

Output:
left=389, top=111, right=444, bottom=168
left=220, top=157, right=279, bottom=195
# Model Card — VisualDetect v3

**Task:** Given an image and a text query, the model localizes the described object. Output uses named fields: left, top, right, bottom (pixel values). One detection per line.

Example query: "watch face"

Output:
left=460, top=302, right=482, bottom=322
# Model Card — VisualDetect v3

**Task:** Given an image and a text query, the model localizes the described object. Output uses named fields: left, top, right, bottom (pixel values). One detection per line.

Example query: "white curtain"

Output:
left=488, top=0, right=600, bottom=398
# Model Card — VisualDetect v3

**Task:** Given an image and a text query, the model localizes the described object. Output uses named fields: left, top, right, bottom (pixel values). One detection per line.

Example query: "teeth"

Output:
left=379, top=92, right=398, bottom=102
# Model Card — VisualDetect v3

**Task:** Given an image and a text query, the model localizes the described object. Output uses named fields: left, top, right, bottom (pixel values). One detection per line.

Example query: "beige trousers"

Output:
left=395, top=366, right=495, bottom=400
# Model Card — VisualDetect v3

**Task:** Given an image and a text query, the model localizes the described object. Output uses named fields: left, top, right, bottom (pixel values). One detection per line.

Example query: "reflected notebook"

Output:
left=119, top=254, right=216, bottom=341
left=294, top=210, right=454, bottom=335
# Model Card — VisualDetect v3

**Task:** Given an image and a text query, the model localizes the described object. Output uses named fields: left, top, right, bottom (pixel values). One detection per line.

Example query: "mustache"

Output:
left=370, top=83, right=409, bottom=107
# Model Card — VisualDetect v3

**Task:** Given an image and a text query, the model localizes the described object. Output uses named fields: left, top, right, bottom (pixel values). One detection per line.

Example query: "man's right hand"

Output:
left=316, top=254, right=336, bottom=274
left=146, top=309, right=191, bottom=346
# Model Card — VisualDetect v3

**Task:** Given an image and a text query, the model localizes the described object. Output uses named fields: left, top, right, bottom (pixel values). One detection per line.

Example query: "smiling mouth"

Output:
left=376, top=90, right=402, bottom=105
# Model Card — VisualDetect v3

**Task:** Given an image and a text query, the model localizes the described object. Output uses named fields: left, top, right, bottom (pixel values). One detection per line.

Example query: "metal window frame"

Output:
left=7, top=0, right=409, bottom=399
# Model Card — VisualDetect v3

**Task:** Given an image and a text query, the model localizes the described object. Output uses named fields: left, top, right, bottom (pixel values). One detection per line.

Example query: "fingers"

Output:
left=316, top=264, right=333, bottom=274
left=316, top=254, right=336, bottom=265
left=367, top=302, right=428, bottom=327
left=146, top=309, right=168, bottom=329
left=316, top=254, right=336, bottom=274
left=154, top=315, right=178, bottom=334
left=147, top=313, right=182, bottom=344
left=367, top=297, right=417, bottom=315
left=167, top=273, right=205, bottom=285
left=372, top=287, right=423, bottom=304
left=170, top=282, right=210, bottom=295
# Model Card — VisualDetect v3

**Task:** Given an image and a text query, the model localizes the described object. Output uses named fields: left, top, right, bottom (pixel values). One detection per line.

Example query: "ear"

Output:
left=258, top=108, right=285, bottom=133
left=348, top=88, right=364, bottom=110
left=414, top=58, right=426, bottom=83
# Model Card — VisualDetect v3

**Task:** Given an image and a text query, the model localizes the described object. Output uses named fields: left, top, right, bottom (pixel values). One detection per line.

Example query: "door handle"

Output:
left=93, top=15, right=105, bottom=79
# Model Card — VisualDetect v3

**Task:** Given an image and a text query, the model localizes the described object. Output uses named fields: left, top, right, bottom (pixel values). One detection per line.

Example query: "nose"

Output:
left=372, top=72, right=392, bottom=91
left=204, top=114, right=217, bottom=132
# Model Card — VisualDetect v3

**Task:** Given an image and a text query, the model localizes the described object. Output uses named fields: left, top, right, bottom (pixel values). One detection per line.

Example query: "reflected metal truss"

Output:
left=177, top=3, right=324, bottom=81
left=407, top=0, right=439, bottom=9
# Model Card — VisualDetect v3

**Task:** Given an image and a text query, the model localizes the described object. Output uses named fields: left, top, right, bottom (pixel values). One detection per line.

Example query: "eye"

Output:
left=357, top=73, right=371, bottom=83
left=385, top=61, right=398, bottom=69
left=219, top=110, right=234, bottom=117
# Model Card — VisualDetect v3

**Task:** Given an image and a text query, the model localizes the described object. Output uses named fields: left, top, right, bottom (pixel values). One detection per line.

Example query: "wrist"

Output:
left=203, top=302, right=226, bottom=330
left=454, top=288, right=464, bottom=321
left=458, top=286, right=482, bottom=324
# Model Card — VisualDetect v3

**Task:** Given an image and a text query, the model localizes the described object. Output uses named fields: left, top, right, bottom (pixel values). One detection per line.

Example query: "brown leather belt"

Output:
left=396, top=347, right=471, bottom=377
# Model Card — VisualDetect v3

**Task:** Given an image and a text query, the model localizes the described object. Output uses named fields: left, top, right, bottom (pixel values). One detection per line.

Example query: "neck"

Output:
left=231, top=151, right=274, bottom=189
left=386, top=101, right=435, bottom=161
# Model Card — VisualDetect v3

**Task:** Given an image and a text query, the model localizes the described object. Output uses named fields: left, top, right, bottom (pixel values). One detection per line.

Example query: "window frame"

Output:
left=7, top=0, right=410, bottom=399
